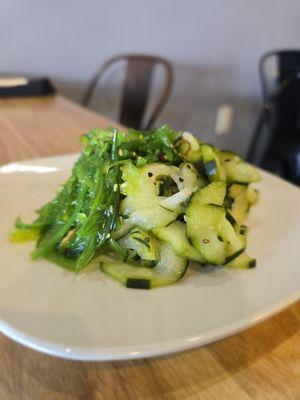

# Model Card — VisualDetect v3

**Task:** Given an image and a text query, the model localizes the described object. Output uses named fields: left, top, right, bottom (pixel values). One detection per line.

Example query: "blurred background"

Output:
left=1, top=0, right=300, bottom=161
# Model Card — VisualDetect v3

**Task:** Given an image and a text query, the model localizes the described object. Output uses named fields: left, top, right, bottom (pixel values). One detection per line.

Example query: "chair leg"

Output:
left=247, top=106, right=269, bottom=163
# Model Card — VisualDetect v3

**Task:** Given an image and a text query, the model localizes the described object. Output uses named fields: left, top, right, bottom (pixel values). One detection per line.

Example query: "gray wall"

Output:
left=1, top=0, right=300, bottom=155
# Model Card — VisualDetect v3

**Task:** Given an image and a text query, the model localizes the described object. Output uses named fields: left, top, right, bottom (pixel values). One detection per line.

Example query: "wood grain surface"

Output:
left=0, top=95, right=299, bottom=400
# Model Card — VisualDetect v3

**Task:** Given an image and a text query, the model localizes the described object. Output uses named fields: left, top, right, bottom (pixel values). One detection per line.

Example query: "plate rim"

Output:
left=1, top=290, right=299, bottom=361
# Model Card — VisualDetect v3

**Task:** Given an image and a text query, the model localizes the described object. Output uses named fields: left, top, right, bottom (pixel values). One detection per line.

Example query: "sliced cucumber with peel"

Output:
left=201, top=144, right=226, bottom=182
left=100, top=243, right=188, bottom=289
left=120, top=162, right=198, bottom=230
left=118, top=227, right=158, bottom=262
left=170, top=163, right=205, bottom=192
left=219, top=217, right=245, bottom=264
left=152, top=221, right=205, bottom=263
left=226, top=183, right=260, bottom=225
left=227, top=183, right=249, bottom=224
left=218, top=150, right=261, bottom=183
left=186, top=182, right=227, bottom=265
left=186, top=182, right=246, bottom=265
left=226, top=251, right=256, bottom=269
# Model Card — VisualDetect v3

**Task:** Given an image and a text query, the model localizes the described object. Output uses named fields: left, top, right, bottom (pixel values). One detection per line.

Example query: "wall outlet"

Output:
left=215, top=104, right=234, bottom=135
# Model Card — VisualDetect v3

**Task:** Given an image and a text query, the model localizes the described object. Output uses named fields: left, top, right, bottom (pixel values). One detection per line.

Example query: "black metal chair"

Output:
left=82, top=54, right=174, bottom=131
left=248, top=50, right=300, bottom=185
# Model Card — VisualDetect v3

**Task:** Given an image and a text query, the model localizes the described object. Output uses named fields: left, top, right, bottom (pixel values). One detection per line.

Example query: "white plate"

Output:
left=0, top=155, right=300, bottom=361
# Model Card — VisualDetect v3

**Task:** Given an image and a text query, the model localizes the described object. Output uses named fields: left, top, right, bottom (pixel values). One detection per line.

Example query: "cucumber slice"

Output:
left=120, top=163, right=179, bottom=230
left=112, top=218, right=133, bottom=240
left=120, top=162, right=200, bottom=230
left=179, top=132, right=203, bottom=163
left=227, top=183, right=249, bottom=224
left=186, top=181, right=245, bottom=265
left=218, top=151, right=261, bottom=183
left=191, top=181, right=227, bottom=206
left=226, top=251, right=256, bottom=269
left=201, top=144, right=226, bottom=182
left=100, top=243, right=188, bottom=289
left=186, top=182, right=226, bottom=264
left=118, top=228, right=158, bottom=261
left=219, top=217, right=245, bottom=264
left=159, top=188, right=192, bottom=212
left=182, top=131, right=200, bottom=152
left=181, top=162, right=206, bottom=190
left=187, top=202, right=226, bottom=265
left=186, top=149, right=203, bottom=164
left=227, top=162, right=260, bottom=184
left=120, top=163, right=172, bottom=215
left=217, top=150, right=236, bottom=163
left=240, top=224, right=248, bottom=235
left=225, top=209, right=238, bottom=229
left=124, top=208, right=177, bottom=231
left=246, top=186, right=259, bottom=206
left=152, top=221, right=205, bottom=263
left=170, top=162, right=205, bottom=192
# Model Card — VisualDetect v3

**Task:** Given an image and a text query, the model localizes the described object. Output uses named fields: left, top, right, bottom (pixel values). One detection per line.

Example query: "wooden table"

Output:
left=0, top=95, right=299, bottom=400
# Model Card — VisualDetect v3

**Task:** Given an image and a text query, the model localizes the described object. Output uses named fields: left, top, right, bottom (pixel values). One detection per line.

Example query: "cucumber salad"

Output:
left=10, top=126, right=261, bottom=289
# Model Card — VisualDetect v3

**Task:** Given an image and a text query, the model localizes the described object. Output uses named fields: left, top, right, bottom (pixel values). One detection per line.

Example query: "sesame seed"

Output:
left=109, top=205, right=113, bottom=213
left=183, top=215, right=187, bottom=222
left=106, top=233, right=111, bottom=239
left=118, top=149, right=123, bottom=156
left=113, top=184, right=118, bottom=192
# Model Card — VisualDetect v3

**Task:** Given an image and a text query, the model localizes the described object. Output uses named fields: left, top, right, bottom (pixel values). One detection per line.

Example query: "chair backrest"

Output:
left=260, top=50, right=300, bottom=97
left=248, top=50, right=300, bottom=185
left=82, top=54, right=173, bottom=130
left=259, top=50, right=300, bottom=142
